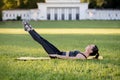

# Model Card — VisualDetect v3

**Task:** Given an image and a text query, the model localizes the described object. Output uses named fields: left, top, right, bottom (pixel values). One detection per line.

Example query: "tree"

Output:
left=0, top=0, right=4, bottom=8
left=81, top=0, right=91, bottom=3
left=17, top=0, right=26, bottom=8
left=102, top=0, right=120, bottom=9
left=2, top=0, right=17, bottom=9
left=2, top=0, right=45, bottom=9
left=89, top=0, right=97, bottom=8
left=0, top=0, right=4, bottom=21
left=96, top=0, right=104, bottom=8
left=116, top=0, right=120, bottom=9
left=25, top=0, right=44, bottom=9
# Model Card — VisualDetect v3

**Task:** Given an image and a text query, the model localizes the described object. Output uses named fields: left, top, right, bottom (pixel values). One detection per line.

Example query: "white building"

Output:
left=38, top=0, right=88, bottom=20
left=2, top=0, right=120, bottom=20
left=2, top=0, right=88, bottom=20
left=86, top=9, right=120, bottom=20
left=2, top=10, right=30, bottom=20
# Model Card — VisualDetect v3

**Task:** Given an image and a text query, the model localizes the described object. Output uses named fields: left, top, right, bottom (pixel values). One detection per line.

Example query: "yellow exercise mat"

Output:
left=87, top=56, right=103, bottom=60
left=16, top=56, right=103, bottom=61
left=16, top=57, right=51, bottom=61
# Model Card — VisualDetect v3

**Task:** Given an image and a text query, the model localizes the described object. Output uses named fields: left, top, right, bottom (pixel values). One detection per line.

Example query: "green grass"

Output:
left=0, top=21, right=120, bottom=80
left=0, top=34, right=120, bottom=80
left=0, top=20, right=120, bottom=28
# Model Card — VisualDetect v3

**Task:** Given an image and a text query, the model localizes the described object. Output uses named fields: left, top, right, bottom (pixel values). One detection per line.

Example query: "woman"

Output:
left=22, top=21, right=100, bottom=59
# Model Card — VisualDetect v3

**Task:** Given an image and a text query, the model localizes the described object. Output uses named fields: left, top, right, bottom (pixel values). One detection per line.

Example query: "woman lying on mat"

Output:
left=22, top=21, right=102, bottom=60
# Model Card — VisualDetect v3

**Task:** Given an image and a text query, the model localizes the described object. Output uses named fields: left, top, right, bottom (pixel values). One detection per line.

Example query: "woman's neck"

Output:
left=83, top=51, right=90, bottom=58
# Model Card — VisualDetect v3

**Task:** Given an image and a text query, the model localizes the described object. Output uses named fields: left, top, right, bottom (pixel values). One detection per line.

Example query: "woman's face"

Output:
left=85, top=45, right=95, bottom=53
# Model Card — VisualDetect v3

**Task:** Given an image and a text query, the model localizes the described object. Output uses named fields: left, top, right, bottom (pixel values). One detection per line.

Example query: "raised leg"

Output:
left=22, top=21, right=63, bottom=58
left=29, top=30, right=61, bottom=55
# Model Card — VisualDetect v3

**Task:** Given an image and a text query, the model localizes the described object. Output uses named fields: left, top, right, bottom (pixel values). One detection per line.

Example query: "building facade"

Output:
left=2, top=0, right=88, bottom=20
left=2, top=0, right=120, bottom=20
left=37, top=0, right=88, bottom=20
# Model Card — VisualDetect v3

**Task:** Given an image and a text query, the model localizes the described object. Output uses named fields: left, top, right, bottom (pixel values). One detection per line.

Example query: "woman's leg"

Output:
left=29, top=29, right=62, bottom=55
left=23, top=21, right=63, bottom=58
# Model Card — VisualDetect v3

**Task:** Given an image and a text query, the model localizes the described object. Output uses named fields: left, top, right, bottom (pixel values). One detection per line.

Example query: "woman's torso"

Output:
left=62, top=50, right=81, bottom=57
left=61, top=50, right=87, bottom=59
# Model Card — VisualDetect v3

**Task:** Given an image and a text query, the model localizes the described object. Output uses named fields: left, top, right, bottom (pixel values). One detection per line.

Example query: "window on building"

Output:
left=116, top=14, right=118, bottom=17
left=62, top=14, right=64, bottom=20
left=69, top=14, right=72, bottom=20
left=14, top=14, right=16, bottom=17
left=47, top=13, right=50, bottom=20
left=27, top=14, right=29, bottom=17
left=68, top=8, right=72, bottom=20
left=9, top=14, right=11, bottom=17
left=55, top=13, right=57, bottom=20
left=6, top=14, right=8, bottom=17
left=76, top=13, right=79, bottom=20
left=24, top=14, right=26, bottom=17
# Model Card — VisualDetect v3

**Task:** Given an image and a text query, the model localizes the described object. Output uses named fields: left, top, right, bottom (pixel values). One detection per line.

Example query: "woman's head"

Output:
left=85, top=44, right=99, bottom=59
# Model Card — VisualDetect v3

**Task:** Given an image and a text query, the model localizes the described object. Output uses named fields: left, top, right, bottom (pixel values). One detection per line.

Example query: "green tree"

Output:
left=25, top=0, right=44, bottom=9
left=89, top=0, right=97, bottom=8
left=2, top=0, right=17, bottom=9
left=0, top=0, right=4, bottom=8
left=102, top=0, right=120, bottom=9
left=17, top=0, right=25, bottom=8
left=2, top=0, right=45, bottom=9
left=0, top=0, right=4, bottom=21
left=81, top=0, right=91, bottom=3
left=96, top=0, right=104, bottom=8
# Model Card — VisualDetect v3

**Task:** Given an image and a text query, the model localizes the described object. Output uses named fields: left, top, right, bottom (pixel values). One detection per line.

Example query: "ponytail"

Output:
left=95, top=53, right=99, bottom=59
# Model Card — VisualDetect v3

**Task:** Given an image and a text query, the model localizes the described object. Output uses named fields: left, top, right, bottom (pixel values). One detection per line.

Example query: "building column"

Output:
left=51, top=8, right=54, bottom=20
left=58, top=8, right=62, bottom=20
left=64, top=8, right=69, bottom=20
left=72, top=8, right=76, bottom=20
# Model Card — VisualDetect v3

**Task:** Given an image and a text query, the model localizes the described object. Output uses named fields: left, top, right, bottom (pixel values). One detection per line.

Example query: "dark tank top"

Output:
left=69, top=50, right=80, bottom=57
left=61, top=50, right=87, bottom=58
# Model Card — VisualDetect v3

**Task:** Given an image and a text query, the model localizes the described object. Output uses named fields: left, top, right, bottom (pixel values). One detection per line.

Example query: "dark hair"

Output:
left=90, top=45, right=99, bottom=59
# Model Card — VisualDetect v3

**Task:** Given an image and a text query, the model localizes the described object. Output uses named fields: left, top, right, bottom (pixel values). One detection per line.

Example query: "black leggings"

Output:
left=29, top=30, right=63, bottom=55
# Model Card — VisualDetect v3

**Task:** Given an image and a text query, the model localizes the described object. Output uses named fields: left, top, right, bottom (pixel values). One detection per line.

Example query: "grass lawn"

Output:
left=0, top=20, right=120, bottom=80
left=0, top=20, right=120, bottom=28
